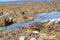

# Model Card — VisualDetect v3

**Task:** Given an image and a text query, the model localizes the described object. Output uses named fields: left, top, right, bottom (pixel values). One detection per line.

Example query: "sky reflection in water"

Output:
left=0, top=11, right=60, bottom=32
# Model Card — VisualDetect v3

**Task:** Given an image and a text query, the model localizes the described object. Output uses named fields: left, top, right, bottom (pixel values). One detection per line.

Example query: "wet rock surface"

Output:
left=0, top=15, right=14, bottom=27
left=0, top=2, right=60, bottom=40
left=0, top=19, right=60, bottom=40
left=0, top=2, right=60, bottom=27
left=0, top=12, right=35, bottom=27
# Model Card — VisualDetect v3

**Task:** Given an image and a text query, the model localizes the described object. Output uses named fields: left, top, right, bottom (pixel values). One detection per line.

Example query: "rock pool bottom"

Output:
left=0, top=11, right=60, bottom=32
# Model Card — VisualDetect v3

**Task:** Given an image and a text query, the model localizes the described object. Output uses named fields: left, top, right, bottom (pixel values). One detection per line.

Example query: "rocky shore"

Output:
left=0, top=19, right=60, bottom=40
left=0, top=2, right=60, bottom=27
left=0, top=2, right=60, bottom=40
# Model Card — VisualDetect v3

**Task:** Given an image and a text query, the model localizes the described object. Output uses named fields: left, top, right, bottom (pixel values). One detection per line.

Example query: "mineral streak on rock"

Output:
left=19, top=36, right=25, bottom=40
left=43, top=18, right=60, bottom=26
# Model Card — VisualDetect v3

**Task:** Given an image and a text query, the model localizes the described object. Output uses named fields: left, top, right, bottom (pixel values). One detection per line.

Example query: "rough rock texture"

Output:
left=0, top=16, right=14, bottom=27
left=0, top=2, right=60, bottom=27
left=0, top=2, right=60, bottom=14
left=0, top=11, right=35, bottom=27
left=0, top=19, right=60, bottom=40
left=0, top=12, right=35, bottom=27
left=0, top=2, right=60, bottom=40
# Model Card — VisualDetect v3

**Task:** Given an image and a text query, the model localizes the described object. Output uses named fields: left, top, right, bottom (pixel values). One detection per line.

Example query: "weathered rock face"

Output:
left=0, top=16, right=14, bottom=27
left=0, top=12, right=14, bottom=27
left=3, top=16, right=14, bottom=26
left=0, top=13, right=35, bottom=27
left=11, top=13, right=35, bottom=23
left=0, top=11, right=35, bottom=27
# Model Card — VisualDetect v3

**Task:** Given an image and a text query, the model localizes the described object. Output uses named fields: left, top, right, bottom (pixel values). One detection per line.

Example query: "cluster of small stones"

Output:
left=0, top=2, right=60, bottom=14
left=0, top=12, right=14, bottom=27
left=0, top=2, right=60, bottom=40
left=0, top=11, right=35, bottom=27
left=9, top=12, right=35, bottom=23
left=0, top=2, right=60, bottom=27
left=0, top=19, right=60, bottom=40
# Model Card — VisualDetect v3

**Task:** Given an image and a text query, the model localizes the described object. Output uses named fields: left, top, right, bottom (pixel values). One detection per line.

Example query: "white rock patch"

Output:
left=19, top=36, right=25, bottom=40
left=41, top=18, right=60, bottom=26
left=41, top=20, right=48, bottom=22
left=31, top=31, right=39, bottom=34
left=47, top=19, right=56, bottom=25
left=55, top=18, right=60, bottom=23
left=30, top=38, right=36, bottom=40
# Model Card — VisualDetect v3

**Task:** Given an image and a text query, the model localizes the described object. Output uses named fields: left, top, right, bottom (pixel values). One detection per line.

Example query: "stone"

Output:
left=19, top=36, right=25, bottom=40
left=30, top=38, right=36, bottom=40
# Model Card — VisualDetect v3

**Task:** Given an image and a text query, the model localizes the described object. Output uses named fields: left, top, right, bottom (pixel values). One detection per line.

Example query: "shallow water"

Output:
left=0, top=0, right=60, bottom=4
left=0, top=11, right=60, bottom=32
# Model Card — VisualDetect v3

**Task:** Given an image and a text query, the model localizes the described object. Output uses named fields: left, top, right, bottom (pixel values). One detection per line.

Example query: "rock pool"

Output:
left=0, top=11, right=60, bottom=32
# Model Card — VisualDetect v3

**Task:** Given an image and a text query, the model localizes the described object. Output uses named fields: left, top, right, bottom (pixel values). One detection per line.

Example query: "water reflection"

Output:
left=0, top=11, right=60, bottom=32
